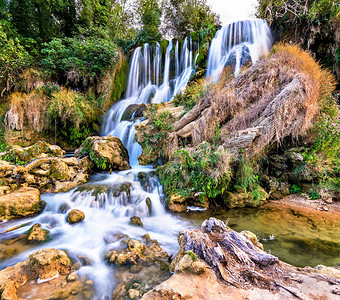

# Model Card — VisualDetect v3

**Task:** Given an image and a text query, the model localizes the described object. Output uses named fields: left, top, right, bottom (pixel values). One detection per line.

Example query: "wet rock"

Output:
left=0, top=187, right=44, bottom=221
left=129, top=216, right=144, bottom=227
left=122, top=104, right=146, bottom=121
left=76, top=136, right=130, bottom=171
left=128, top=288, right=140, bottom=299
left=146, top=197, right=152, bottom=215
left=138, top=172, right=156, bottom=192
left=27, top=223, right=49, bottom=243
left=66, top=209, right=85, bottom=224
left=0, top=248, right=93, bottom=300
left=58, top=203, right=71, bottom=214
left=67, top=271, right=78, bottom=282
left=113, top=283, right=127, bottom=299
left=168, top=194, right=187, bottom=213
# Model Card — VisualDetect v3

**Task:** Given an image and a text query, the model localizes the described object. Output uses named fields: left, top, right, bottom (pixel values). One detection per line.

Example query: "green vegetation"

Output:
left=157, top=142, right=231, bottom=201
left=173, top=78, right=209, bottom=113
left=138, top=105, right=175, bottom=164
left=258, top=0, right=340, bottom=78
left=290, top=184, right=302, bottom=194
left=234, top=158, right=268, bottom=205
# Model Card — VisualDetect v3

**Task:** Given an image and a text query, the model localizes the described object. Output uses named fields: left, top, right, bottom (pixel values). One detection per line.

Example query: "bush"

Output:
left=173, top=78, right=209, bottom=113
left=138, top=105, right=175, bottom=163
left=41, top=36, right=119, bottom=89
left=157, top=142, right=231, bottom=201
left=234, top=158, right=267, bottom=205
left=290, top=184, right=302, bottom=194
left=48, top=88, right=97, bottom=146
left=0, top=21, right=33, bottom=96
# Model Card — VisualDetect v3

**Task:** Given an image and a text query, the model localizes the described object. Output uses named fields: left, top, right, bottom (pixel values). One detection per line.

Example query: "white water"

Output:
left=207, top=18, right=273, bottom=81
left=0, top=22, right=273, bottom=299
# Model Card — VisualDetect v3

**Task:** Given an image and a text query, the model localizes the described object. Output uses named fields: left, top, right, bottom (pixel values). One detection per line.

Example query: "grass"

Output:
left=156, top=142, right=231, bottom=201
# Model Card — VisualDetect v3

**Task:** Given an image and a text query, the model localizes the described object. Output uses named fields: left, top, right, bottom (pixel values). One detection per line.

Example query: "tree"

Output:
left=162, top=0, right=220, bottom=38
left=139, top=0, right=162, bottom=40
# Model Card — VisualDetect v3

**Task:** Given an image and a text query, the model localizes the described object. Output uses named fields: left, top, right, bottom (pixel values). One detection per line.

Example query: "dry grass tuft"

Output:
left=174, top=43, right=337, bottom=157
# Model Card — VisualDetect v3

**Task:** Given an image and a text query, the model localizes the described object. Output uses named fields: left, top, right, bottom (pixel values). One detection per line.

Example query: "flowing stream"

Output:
left=0, top=19, right=338, bottom=299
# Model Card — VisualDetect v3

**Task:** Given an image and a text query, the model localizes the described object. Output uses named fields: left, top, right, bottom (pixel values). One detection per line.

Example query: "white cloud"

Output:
left=207, top=0, right=259, bottom=25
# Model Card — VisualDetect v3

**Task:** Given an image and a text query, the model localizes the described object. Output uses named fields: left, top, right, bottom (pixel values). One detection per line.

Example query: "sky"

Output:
left=207, top=0, right=259, bottom=24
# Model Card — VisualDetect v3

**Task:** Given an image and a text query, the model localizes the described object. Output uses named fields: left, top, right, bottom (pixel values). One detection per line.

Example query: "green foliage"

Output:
left=157, top=142, right=231, bottom=201
left=173, top=78, right=208, bottom=113
left=47, top=88, right=97, bottom=146
left=307, top=189, right=321, bottom=200
left=41, top=36, right=119, bottom=88
left=0, top=21, right=33, bottom=95
left=139, top=0, right=161, bottom=41
left=139, top=105, right=174, bottom=163
left=235, top=158, right=267, bottom=205
left=163, top=0, right=220, bottom=39
left=186, top=250, right=197, bottom=261
left=290, top=184, right=302, bottom=194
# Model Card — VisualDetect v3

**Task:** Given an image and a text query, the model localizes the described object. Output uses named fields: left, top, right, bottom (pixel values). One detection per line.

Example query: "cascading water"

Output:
left=0, top=21, right=274, bottom=300
left=207, top=18, right=273, bottom=81
left=0, top=39, right=199, bottom=299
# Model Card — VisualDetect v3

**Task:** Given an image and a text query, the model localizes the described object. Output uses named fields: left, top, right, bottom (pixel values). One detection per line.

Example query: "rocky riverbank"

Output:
left=143, top=218, right=340, bottom=300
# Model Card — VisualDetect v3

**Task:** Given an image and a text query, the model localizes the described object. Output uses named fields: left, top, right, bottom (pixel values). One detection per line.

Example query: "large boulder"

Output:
left=76, top=136, right=130, bottom=171
left=0, top=248, right=93, bottom=299
left=0, top=188, right=44, bottom=221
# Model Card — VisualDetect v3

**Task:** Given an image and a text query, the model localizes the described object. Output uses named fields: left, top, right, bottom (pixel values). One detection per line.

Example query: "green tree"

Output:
left=163, top=0, right=220, bottom=38
left=0, top=21, right=32, bottom=96
left=139, top=0, right=162, bottom=40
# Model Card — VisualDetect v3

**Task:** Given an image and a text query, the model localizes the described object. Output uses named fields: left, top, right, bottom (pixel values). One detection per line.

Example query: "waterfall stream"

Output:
left=0, top=19, right=275, bottom=299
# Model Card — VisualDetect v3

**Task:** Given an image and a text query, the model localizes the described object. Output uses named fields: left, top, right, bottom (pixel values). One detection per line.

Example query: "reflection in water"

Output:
left=179, top=203, right=340, bottom=267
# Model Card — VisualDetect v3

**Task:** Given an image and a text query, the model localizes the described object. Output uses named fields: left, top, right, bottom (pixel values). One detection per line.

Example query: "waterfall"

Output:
left=0, top=23, right=274, bottom=299
left=102, top=39, right=198, bottom=165
left=207, top=18, right=273, bottom=82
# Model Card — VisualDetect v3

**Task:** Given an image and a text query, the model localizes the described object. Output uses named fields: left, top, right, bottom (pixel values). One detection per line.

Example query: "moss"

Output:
left=186, top=250, right=197, bottom=261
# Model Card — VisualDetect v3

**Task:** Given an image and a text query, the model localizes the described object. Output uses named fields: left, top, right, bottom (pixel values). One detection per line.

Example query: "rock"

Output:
left=67, top=272, right=79, bottom=282
left=146, top=197, right=152, bottom=215
left=27, top=223, right=49, bottom=242
left=129, top=216, right=144, bottom=227
left=50, top=159, right=71, bottom=180
left=121, top=104, right=146, bottom=121
left=113, top=283, right=127, bottom=299
left=168, top=194, right=187, bottom=213
left=128, top=288, right=140, bottom=299
left=66, top=209, right=85, bottom=224
left=58, top=203, right=71, bottom=214
left=77, top=136, right=130, bottom=171
left=0, top=188, right=44, bottom=221
left=0, top=248, right=93, bottom=300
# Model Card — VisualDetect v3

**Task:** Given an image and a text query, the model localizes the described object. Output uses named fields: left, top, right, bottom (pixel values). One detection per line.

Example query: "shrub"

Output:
left=234, top=158, right=267, bottom=205
left=172, top=78, right=209, bottom=113
left=138, top=105, right=175, bottom=163
left=290, top=184, right=302, bottom=194
left=308, top=189, right=321, bottom=200
left=41, top=36, right=119, bottom=89
left=48, top=88, right=96, bottom=146
left=157, top=142, right=231, bottom=201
